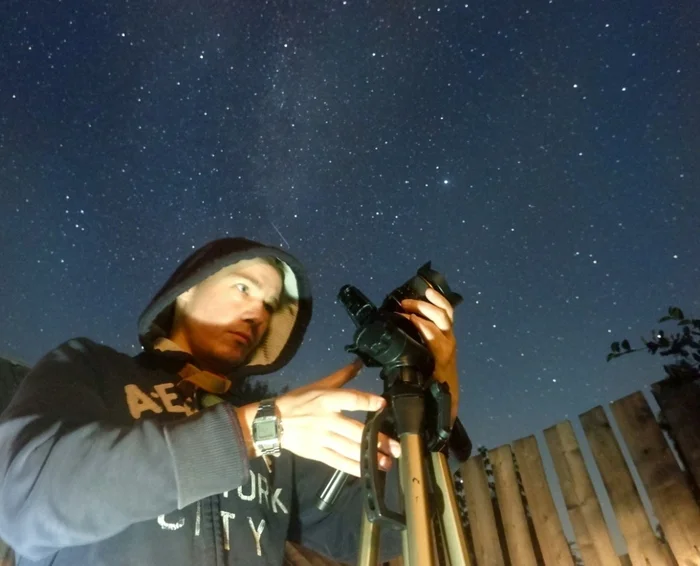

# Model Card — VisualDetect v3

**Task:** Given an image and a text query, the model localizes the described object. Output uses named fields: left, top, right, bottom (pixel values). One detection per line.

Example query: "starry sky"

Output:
left=1, top=0, right=698, bottom=553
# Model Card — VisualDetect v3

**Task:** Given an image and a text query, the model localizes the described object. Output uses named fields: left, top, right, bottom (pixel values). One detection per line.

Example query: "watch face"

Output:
left=254, top=420, right=277, bottom=440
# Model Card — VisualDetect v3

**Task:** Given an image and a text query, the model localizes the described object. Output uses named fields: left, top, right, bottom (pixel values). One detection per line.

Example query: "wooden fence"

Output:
left=374, top=376, right=700, bottom=566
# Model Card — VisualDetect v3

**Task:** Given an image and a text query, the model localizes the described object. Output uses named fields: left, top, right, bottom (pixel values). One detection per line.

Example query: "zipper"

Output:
left=195, top=388, right=227, bottom=565
left=195, top=501, right=201, bottom=536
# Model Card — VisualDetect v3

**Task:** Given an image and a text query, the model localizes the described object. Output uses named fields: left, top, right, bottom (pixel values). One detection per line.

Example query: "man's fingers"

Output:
left=310, top=358, right=364, bottom=390
left=426, top=287, right=455, bottom=324
left=403, top=300, right=452, bottom=333
left=321, top=388, right=385, bottom=413
left=332, top=413, right=391, bottom=452
left=316, top=448, right=362, bottom=477
left=322, top=431, right=360, bottom=461
left=322, top=414, right=399, bottom=458
left=378, top=433, right=402, bottom=458
left=322, top=431, right=395, bottom=474
left=289, top=359, right=363, bottom=396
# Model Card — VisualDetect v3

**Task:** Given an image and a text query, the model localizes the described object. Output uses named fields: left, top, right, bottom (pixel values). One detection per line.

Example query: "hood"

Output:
left=137, top=237, right=312, bottom=379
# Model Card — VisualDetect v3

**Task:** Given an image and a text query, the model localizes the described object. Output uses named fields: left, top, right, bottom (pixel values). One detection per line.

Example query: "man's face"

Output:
left=170, top=258, right=284, bottom=372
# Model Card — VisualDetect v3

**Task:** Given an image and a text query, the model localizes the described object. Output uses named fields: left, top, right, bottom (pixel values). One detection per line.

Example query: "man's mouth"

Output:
left=229, top=331, right=251, bottom=345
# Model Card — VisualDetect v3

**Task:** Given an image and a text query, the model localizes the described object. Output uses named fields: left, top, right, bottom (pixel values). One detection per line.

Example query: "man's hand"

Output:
left=240, top=360, right=401, bottom=477
left=398, top=287, right=460, bottom=423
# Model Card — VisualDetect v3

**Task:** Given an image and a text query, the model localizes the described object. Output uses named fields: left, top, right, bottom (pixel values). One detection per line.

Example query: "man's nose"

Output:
left=242, top=300, right=268, bottom=324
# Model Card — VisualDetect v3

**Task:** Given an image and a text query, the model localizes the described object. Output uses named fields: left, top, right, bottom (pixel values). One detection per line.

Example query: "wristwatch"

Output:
left=252, top=398, right=283, bottom=457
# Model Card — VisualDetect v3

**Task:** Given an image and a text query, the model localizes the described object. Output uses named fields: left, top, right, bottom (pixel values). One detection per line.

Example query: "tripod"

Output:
left=356, top=370, right=471, bottom=566
left=317, top=370, right=472, bottom=566
left=313, top=263, right=472, bottom=565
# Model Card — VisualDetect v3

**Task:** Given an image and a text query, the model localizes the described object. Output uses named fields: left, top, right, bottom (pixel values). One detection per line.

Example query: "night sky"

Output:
left=1, top=0, right=698, bottom=553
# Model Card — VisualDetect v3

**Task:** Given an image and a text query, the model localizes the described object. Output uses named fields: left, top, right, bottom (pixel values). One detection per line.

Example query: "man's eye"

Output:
left=235, top=283, right=249, bottom=294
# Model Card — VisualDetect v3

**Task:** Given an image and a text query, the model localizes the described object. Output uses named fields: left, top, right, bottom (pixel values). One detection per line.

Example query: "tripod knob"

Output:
left=425, top=380, right=452, bottom=452
left=425, top=379, right=472, bottom=462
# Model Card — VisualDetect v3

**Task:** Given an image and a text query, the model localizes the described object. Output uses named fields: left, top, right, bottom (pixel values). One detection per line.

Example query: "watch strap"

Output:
left=256, top=398, right=277, bottom=418
left=252, top=398, right=282, bottom=456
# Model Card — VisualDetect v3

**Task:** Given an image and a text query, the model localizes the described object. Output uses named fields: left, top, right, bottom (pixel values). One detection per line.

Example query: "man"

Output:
left=0, top=237, right=462, bottom=565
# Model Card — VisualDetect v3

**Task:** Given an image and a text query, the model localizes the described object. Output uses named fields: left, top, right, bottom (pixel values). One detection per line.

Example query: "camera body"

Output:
left=338, top=261, right=469, bottom=458
left=339, top=261, right=462, bottom=387
left=314, top=261, right=472, bottom=514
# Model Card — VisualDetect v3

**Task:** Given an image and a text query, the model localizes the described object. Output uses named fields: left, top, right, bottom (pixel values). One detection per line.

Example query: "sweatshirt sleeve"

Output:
left=0, top=338, right=251, bottom=561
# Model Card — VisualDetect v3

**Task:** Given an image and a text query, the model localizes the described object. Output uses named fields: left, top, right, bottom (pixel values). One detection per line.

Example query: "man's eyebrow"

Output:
left=230, top=273, right=280, bottom=306
left=233, top=273, right=262, bottom=290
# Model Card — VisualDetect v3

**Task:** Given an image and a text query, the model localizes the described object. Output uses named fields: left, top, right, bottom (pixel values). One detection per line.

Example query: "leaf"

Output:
left=693, top=353, right=700, bottom=363
left=611, top=341, right=620, bottom=353
left=621, top=339, right=631, bottom=351
left=659, top=316, right=673, bottom=323
left=670, top=307, right=684, bottom=319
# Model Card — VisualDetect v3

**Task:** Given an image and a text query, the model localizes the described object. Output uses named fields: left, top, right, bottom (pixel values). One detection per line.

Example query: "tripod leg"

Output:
left=398, top=432, right=435, bottom=566
left=357, top=508, right=380, bottom=566
left=431, top=452, right=472, bottom=566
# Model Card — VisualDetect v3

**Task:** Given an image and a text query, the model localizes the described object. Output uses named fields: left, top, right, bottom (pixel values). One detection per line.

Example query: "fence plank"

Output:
left=611, top=391, right=700, bottom=566
left=489, top=445, right=538, bottom=566
left=651, top=378, right=700, bottom=493
left=580, top=406, right=675, bottom=566
left=544, top=421, right=620, bottom=566
left=462, top=455, right=506, bottom=566
left=512, top=435, right=573, bottom=566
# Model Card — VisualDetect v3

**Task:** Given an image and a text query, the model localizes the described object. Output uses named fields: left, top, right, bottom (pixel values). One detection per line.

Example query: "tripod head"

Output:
left=340, top=261, right=458, bottom=378
left=315, top=262, right=472, bottom=513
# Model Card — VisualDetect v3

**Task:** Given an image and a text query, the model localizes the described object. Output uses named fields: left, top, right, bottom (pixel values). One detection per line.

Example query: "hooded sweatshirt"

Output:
left=0, top=237, right=460, bottom=565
